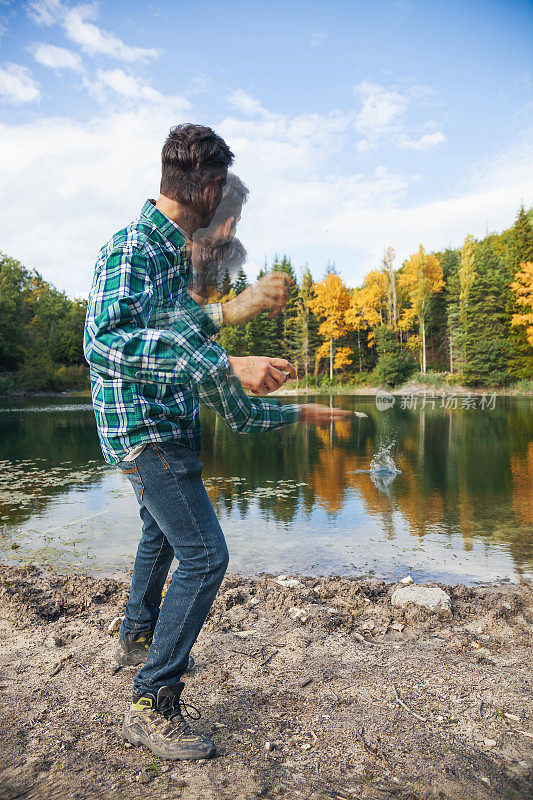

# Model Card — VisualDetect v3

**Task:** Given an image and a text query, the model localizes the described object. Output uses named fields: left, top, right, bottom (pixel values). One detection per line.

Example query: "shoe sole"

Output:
left=122, top=724, right=215, bottom=761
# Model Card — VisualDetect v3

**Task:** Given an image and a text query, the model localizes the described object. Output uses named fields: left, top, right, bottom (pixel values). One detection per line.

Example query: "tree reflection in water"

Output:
left=0, top=394, right=531, bottom=578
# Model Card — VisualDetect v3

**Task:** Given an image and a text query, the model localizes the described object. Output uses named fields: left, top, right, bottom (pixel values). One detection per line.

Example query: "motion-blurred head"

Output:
left=189, top=172, right=249, bottom=301
left=159, top=124, right=234, bottom=231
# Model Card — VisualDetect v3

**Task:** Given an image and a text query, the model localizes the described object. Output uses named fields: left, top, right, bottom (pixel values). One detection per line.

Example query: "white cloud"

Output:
left=63, top=3, right=158, bottom=62
left=95, top=69, right=160, bottom=101
left=27, top=0, right=63, bottom=26
left=223, top=92, right=352, bottom=176
left=399, top=131, right=446, bottom=150
left=28, top=1, right=158, bottom=62
left=87, top=69, right=190, bottom=115
left=218, top=103, right=532, bottom=284
left=0, top=63, right=40, bottom=104
left=353, top=80, right=446, bottom=154
left=32, top=43, right=83, bottom=71
left=228, top=90, right=267, bottom=117
left=354, top=80, right=407, bottom=136
left=0, top=103, right=192, bottom=295
left=0, top=90, right=530, bottom=297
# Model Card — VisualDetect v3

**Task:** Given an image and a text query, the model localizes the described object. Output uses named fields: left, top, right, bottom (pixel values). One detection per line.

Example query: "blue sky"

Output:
left=0, top=0, right=531, bottom=295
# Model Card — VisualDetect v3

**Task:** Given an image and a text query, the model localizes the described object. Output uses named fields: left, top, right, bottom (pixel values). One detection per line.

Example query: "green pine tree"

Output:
left=220, top=267, right=232, bottom=296
left=233, top=265, right=249, bottom=295
left=462, top=239, right=511, bottom=386
left=508, top=205, right=533, bottom=379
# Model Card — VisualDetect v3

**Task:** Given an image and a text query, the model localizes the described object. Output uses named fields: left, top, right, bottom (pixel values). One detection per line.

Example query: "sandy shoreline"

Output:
left=274, top=381, right=533, bottom=397
left=0, top=564, right=531, bottom=800
left=2, top=382, right=533, bottom=400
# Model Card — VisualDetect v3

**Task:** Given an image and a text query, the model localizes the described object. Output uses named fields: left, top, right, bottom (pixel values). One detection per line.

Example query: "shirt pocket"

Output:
left=92, top=375, right=142, bottom=433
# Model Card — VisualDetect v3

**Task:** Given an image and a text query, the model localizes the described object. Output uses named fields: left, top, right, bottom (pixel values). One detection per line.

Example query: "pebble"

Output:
left=389, top=622, right=405, bottom=632
left=391, top=586, right=451, bottom=612
left=399, top=575, right=414, bottom=585
left=136, top=772, right=153, bottom=784
left=45, top=633, right=64, bottom=647
left=276, top=575, right=305, bottom=589
left=289, top=607, right=308, bottom=622
left=107, top=616, right=124, bottom=634
left=484, top=739, right=497, bottom=748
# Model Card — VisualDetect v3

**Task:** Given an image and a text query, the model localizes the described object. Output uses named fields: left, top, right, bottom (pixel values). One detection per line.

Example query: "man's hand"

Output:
left=222, top=272, right=293, bottom=326
left=299, top=404, right=353, bottom=425
left=228, top=356, right=296, bottom=396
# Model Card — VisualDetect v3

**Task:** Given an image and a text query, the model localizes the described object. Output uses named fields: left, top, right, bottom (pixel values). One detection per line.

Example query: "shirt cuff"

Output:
left=204, top=302, right=223, bottom=331
left=279, top=403, right=301, bottom=424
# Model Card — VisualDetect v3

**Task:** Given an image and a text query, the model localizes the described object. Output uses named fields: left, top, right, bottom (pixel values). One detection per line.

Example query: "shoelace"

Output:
left=159, top=697, right=202, bottom=733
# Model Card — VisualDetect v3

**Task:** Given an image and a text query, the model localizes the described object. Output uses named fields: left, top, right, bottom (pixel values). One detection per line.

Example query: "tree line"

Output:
left=0, top=204, right=531, bottom=392
left=219, top=205, right=533, bottom=387
left=0, top=254, right=88, bottom=392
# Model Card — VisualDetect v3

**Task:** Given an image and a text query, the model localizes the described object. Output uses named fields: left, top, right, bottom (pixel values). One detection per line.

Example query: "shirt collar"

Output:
left=141, top=200, right=190, bottom=250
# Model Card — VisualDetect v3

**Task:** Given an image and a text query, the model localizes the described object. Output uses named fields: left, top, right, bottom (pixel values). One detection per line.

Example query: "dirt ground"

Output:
left=0, top=565, right=531, bottom=800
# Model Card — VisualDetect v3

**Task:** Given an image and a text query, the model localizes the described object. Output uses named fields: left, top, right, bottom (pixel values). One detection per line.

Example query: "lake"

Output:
left=0, top=393, right=531, bottom=584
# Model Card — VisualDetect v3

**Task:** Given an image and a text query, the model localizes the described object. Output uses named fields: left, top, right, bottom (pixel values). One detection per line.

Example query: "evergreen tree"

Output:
left=440, top=248, right=461, bottom=372
left=245, top=265, right=280, bottom=357
left=233, top=265, right=249, bottom=295
left=508, top=205, right=533, bottom=378
left=462, top=240, right=511, bottom=386
left=220, top=267, right=232, bottom=297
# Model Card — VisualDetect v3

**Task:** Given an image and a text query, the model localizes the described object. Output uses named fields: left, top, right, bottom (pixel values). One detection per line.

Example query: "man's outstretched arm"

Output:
left=203, top=272, right=293, bottom=328
left=198, top=361, right=352, bottom=435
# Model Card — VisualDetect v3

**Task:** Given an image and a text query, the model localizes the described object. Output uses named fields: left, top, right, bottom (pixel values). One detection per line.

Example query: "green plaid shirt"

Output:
left=84, top=200, right=300, bottom=464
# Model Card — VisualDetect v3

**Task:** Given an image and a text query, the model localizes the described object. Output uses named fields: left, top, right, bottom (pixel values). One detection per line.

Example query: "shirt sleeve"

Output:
left=84, top=248, right=230, bottom=386
left=198, top=368, right=301, bottom=434
left=203, top=302, right=223, bottom=330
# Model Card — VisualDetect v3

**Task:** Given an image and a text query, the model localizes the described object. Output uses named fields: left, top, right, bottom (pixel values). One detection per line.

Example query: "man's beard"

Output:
left=188, top=236, right=247, bottom=299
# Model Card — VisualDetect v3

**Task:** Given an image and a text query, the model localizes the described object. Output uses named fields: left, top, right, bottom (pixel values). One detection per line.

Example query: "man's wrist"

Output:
left=281, top=403, right=301, bottom=424
left=205, top=302, right=224, bottom=330
left=221, top=302, right=229, bottom=326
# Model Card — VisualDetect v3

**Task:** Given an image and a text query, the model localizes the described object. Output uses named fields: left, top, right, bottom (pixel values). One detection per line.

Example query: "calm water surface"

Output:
left=0, top=394, right=531, bottom=584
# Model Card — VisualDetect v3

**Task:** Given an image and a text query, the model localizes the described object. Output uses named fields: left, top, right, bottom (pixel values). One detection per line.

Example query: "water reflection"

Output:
left=0, top=394, right=531, bottom=582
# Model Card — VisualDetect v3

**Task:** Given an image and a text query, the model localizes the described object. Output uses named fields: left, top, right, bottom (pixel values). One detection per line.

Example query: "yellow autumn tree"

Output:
left=346, top=269, right=388, bottom=358
left=309, top=273, right=351, bottom=379
left=345, top=287, right=366, bottom=371
left=399, top=245, right=444, bottom=373
left=510, top=261, right=533, bottom=346
left=383, top=246, right=398, bottom=330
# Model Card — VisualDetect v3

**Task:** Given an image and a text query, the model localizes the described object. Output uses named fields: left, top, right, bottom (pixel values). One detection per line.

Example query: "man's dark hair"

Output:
left=160, top=124, right=234, bottom=204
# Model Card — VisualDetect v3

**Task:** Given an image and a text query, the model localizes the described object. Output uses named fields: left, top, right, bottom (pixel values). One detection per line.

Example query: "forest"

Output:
left=0, top=205, right=532, bottom=393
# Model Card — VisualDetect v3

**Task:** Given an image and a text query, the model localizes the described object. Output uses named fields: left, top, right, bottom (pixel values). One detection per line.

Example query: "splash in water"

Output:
left=368, top=446, right=401, bottom=477
left=353, top=443, right=401, bottom=493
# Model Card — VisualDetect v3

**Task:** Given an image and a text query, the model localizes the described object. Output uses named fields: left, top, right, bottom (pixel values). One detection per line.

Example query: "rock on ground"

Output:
left=391, top=584, right=452, bottom=612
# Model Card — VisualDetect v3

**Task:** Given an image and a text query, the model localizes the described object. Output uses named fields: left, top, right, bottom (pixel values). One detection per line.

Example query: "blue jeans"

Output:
left=117, top=441, right=229, bottom=697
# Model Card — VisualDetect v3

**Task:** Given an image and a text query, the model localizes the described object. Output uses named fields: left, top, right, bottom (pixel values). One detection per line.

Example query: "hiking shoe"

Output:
left=122, top=683, right=215, bottom=760
left=114, top=631, right=195, bottom=671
